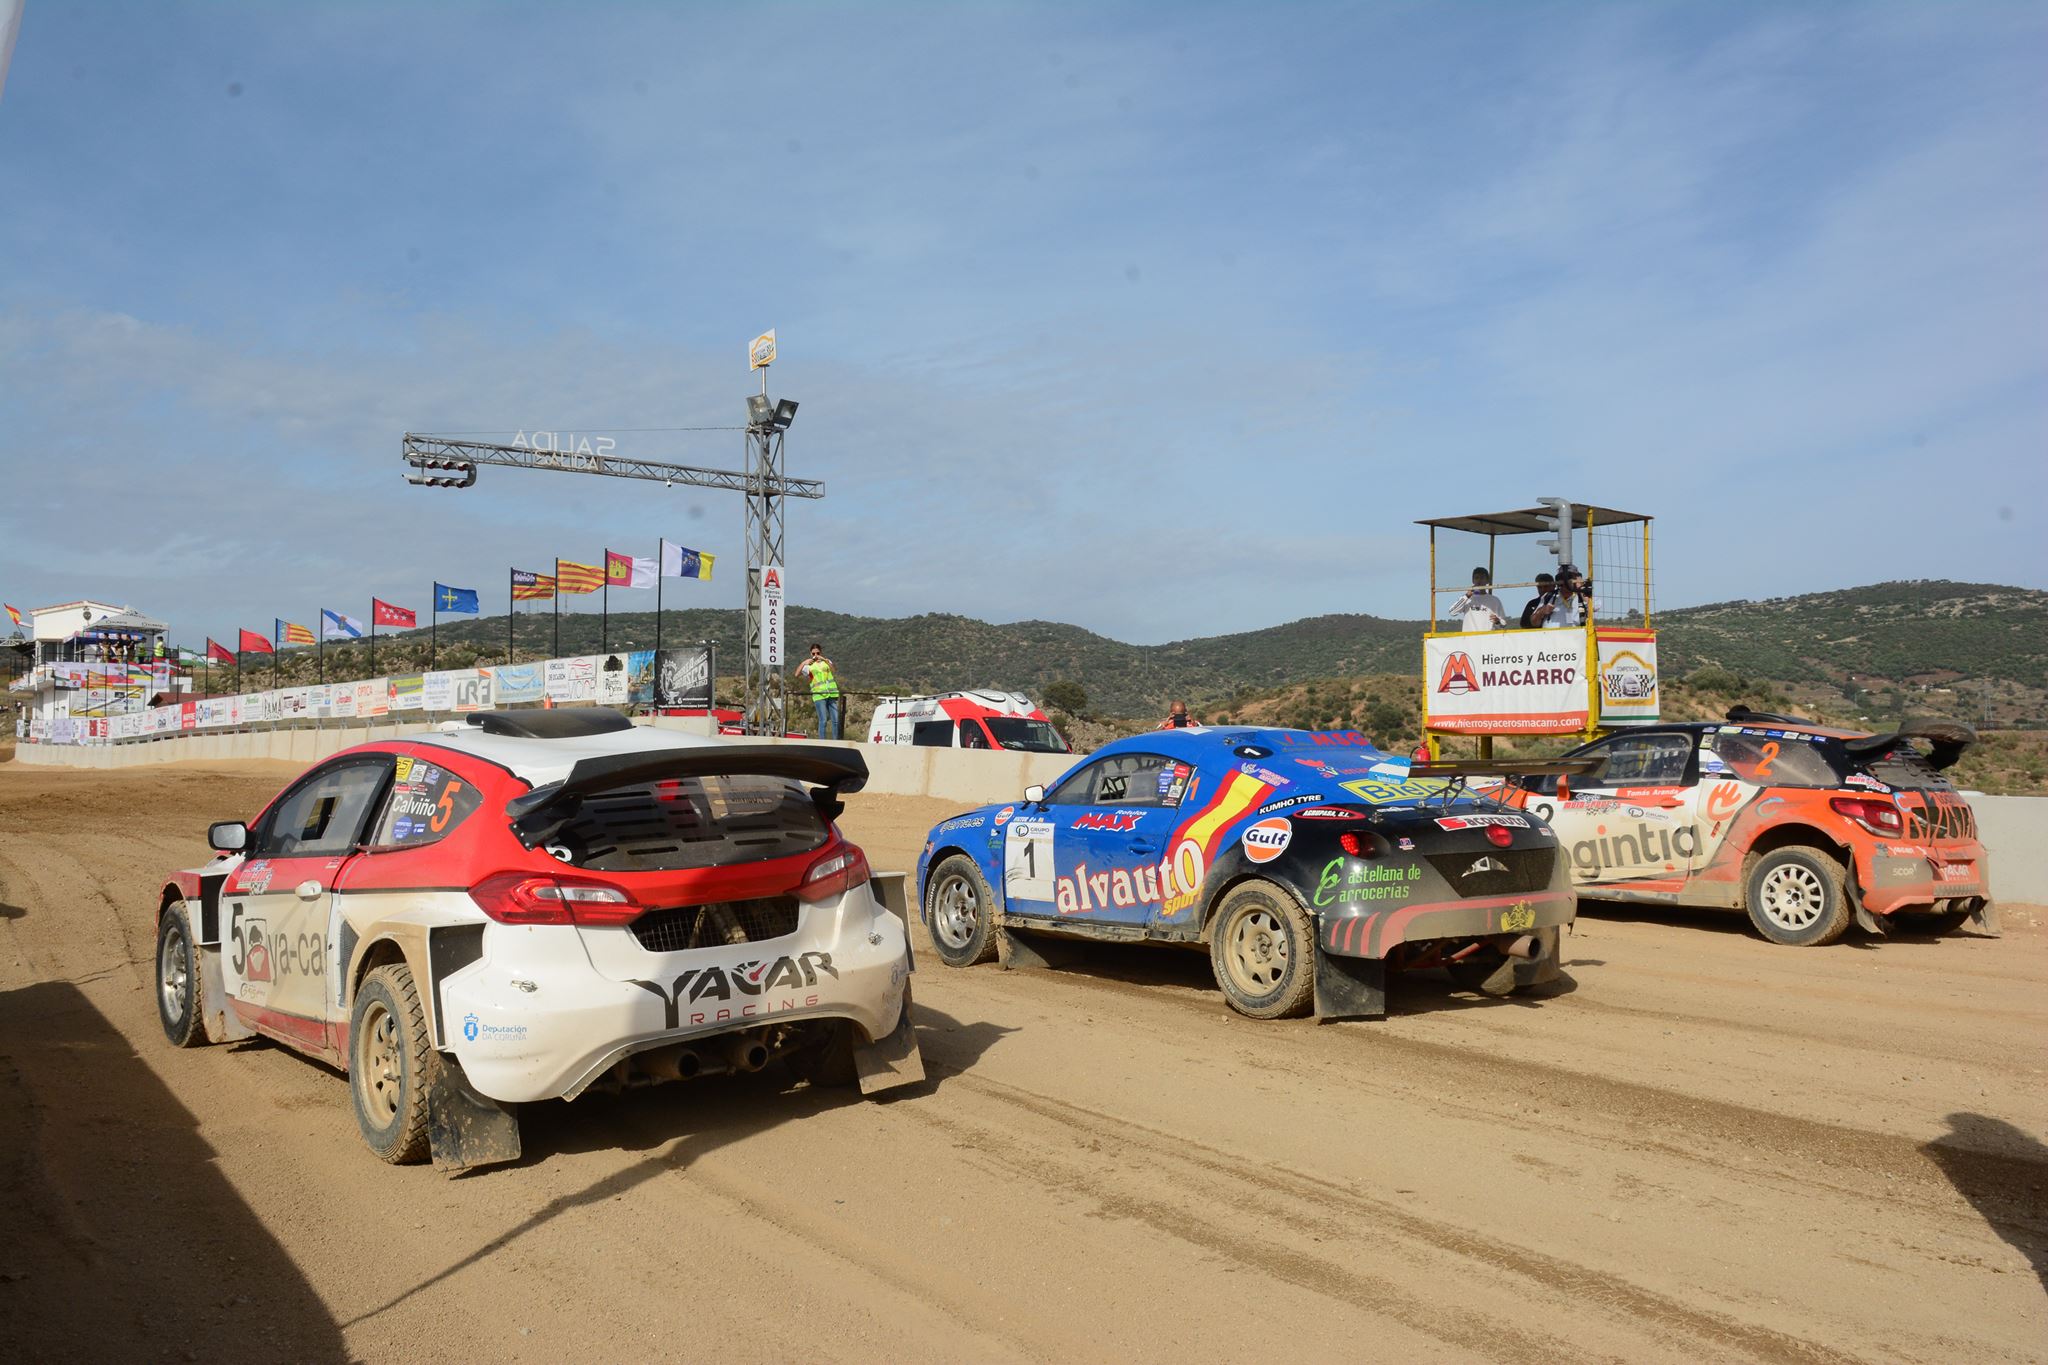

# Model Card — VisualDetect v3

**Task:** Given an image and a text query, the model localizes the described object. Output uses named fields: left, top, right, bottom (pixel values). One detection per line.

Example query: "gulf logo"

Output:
left=994, top=805, right=1015, bottom=827
left=1240, top=818, right=1293, bottom=863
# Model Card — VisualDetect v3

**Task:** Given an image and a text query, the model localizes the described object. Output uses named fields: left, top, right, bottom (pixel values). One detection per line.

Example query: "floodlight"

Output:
left=746, top=393, right=774, bottom=428
left=772, top=398, right=799, bottom=430
left=404, top=454, right=477, bottom=488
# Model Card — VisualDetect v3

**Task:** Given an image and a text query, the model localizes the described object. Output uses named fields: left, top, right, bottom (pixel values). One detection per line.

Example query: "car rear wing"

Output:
left=506, top=743, right=870, bottom=847
left=1842, top=720, right=1976, bottom=772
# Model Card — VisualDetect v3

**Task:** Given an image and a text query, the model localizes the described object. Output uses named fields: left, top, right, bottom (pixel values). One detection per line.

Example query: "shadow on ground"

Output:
left=1001, top=929, right=1578, bottom=1017
left=0, top=981, right=349, bottom=1362
left=1922, top=1113, right=2048, bottom=1297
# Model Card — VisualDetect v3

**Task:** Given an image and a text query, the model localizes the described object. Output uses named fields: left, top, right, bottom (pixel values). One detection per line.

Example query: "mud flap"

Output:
left=998, top=925, right=1077, bottom=971
left=428, top=1054, right=522, bottom=1174
left=1314, top=950, right=1387, bottom=1022
left=196, top=946, right=254, bottom=1045
left=1852, top=903, right=1887, bottom=936
left=1513, top=926, right=1564, bottom=989
left=1970, top=898, right=2001, bottom=934
left=854, top=985, right=925, bottom=1095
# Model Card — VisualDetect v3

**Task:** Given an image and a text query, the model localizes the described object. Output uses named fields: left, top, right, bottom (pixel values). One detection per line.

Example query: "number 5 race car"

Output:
left=916, top=728, right=1582, bottom=1021
left=153, top=709, right=922, bottom=1170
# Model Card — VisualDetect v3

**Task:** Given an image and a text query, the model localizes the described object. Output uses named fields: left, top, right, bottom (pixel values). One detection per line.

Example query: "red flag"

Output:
left=372, top=598, right=416, bottom=628
left=206, top=638, right=236, bottom=666
left=238, top=628, right=274, bottom=655
left=605, top=549, right=634, bottom=588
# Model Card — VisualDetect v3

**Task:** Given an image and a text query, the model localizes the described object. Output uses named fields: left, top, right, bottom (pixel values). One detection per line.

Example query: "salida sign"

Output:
left=1423, top=634, right=1589, bottom=735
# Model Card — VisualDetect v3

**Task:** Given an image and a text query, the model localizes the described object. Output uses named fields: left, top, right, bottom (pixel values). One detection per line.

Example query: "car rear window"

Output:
left=1852, top=743, right=1955, bottom=792
left=1706, top=730, right=1840, bottom=787
left=548, top=774, right=829, bottom=873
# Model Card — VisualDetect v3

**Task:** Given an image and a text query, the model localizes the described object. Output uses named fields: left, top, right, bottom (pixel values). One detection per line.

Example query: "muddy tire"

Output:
left=1745, top=848, right=1851, bottom=946
left=1446, top=947, right=1518, bottom=996
left=1208, top=881, right=1316, bottom=1020
left=156, top=901, right=207, bottom=1047
left=349, top=963, right=439, bottom=1164
left=926, top=854, right=997, bottom=968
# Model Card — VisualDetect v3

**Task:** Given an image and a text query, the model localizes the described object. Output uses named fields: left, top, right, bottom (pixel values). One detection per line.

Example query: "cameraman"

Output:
left=1542, top=563, right=1597, bottom=628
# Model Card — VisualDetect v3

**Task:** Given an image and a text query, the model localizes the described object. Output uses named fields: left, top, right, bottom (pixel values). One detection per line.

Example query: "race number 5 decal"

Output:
left=430, top=780, right=464, bottom=834
left=1004, top=819, right=1055, bottom=902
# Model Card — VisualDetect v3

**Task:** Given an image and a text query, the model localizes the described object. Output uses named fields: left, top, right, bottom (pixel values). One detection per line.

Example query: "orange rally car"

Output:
left=1496, top=709, right=1992, bottom=945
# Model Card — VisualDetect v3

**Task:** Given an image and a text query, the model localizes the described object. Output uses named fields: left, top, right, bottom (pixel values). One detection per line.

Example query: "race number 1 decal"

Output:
left=1004, top=819, right=1055, bottom=902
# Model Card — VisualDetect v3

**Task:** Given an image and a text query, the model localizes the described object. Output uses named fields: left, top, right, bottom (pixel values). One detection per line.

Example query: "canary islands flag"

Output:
left=434, top=583, right=480, bottom=615
left=660, top=540, right=714, bottom=580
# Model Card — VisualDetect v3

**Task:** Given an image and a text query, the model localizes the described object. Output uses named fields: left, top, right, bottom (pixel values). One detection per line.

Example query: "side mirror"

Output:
left=1024, top=784, right=1046, bottom=806
left=208, top=821, right=249, bottom=852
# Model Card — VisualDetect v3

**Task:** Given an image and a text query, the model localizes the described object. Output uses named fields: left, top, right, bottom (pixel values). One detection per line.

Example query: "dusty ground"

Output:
left=1, top=761, right=2043, bottom=1363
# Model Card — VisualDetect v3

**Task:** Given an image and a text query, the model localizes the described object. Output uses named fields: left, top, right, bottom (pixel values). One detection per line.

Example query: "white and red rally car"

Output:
left=869, top=690, right=1069, bottom=753
left=153, top=708, right=921, bottom=1169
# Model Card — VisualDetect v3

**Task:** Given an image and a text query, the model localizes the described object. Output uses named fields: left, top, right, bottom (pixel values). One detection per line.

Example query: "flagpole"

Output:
left=656, top=540, right=665, bottom=658
left=553, top=559, right=561, bottom=659
left=432, top=588, right=439, bottom=671
left=507, top=568, right=515, bottom=665
left=318, top=613, right=325, bottom=685
left=370, top=602, right=377, bottom=675
left=602, top=557, right=610, bottom=654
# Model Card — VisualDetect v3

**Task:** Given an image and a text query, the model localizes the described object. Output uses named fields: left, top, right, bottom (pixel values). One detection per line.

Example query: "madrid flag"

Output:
left=372, top=598, right=416, bottom=628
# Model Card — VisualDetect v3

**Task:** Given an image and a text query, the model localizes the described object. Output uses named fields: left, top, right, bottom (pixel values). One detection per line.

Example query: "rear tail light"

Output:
left=469, top=871, right=643, bottom=926
left=1486, top=825, right=1514, bottom=848
left=797, top=840, right=871, bottom=903
left=1339, top=832, right=1373, bottom=858
left=1830, top=797, right=1905, bottom=837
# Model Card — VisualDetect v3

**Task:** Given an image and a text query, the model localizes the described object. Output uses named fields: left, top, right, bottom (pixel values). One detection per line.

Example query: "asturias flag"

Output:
left=511, top=569, right=556, bottom=600
left=322, top=608, right=365, bottom=640
left=373, top=598, right=417, bottom=628
left=276, top=619, right=316, bottom=647
left=660, top=540, right=714, bottom=580
left=238, top=628, right=274, bottom=655
left=555, top=560, right=604, bottom=596
left=434, top=583, right=480, bottom=615
left=3, top=603, right=21, bottom=628
left=206, top=638, right=236, bottom=666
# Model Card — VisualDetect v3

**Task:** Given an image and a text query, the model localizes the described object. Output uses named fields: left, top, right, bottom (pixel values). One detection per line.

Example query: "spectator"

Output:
left=1519, top=573, right=1557, bottom=629
left=792, top=642, right=843, bottom=739
left=1158, top=700, right=1193, bottom=730
left=1544, top=564, right=1597, bottom=628
left=1448, top=568, right=1507, bottom=632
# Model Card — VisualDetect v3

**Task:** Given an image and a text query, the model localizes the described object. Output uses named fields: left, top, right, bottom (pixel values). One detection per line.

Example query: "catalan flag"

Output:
left=511, top=569, right=556, bottom=600
left=276, top=619, right=316, bottom=647
left=555, top=558, right=605, bottom=596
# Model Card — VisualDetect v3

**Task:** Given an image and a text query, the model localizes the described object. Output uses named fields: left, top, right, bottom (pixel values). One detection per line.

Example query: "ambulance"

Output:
left=868, top=690, right=1070, bottom=753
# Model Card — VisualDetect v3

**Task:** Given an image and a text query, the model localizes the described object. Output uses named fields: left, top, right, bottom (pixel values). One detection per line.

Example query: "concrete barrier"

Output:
left=16, top=729, right=2045, bottom=903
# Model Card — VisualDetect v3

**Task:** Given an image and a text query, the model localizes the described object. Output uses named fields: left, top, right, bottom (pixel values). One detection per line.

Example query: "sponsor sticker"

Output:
left=1435, top=813, right=1530, bottom=830
left=993, top=805, right=1015, bottom=827
left=1293, top=807, right=1366, bottom=821
left=1240, top=818, right=1292, bottom=863
left=1255, top=792, right=1324, bottom=816
left=1239, top=762, right=1293, bottom=788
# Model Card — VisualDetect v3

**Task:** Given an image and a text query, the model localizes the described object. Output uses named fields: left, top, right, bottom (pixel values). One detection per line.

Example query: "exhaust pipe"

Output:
left=641, top=1046, right=708, bottom=1082
left=725, top=1035, right=771, bottom=1073
left=1503, top=934, right=1544, bottom=962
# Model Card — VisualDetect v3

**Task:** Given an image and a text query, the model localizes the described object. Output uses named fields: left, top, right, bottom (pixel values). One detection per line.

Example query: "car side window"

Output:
left=1706, top=730, right=1838, bottom=787
left=959, top=720, right=991, bottom=750
left=1048, top=752, right=1185, bottom=808
left=911, top=720, right=953, bottom=747
left=251, top=758, right=393, bottom=858
left=1582, top=734, right=1694, bottom=786
left=370, top=754, right=483, bottom=848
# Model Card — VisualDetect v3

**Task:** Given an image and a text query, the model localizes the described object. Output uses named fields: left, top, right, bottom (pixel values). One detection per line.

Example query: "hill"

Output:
left=277, top=580, right=2041, bottom=727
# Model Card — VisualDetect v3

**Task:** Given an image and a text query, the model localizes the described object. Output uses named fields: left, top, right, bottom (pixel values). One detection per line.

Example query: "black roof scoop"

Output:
left=465, top=708, right=636, bottom=739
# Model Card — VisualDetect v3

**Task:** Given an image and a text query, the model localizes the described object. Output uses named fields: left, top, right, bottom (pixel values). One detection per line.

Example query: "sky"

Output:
left=1, top=1, right=2043, bottom=650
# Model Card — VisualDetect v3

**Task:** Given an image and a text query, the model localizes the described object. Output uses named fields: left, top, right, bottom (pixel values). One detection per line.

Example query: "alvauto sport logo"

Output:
left=1705, top=781, right=1744, bottom=823
left=1437, top=652, right=1481, bottom=695
left=1241, top=818, right=1292, bottom=863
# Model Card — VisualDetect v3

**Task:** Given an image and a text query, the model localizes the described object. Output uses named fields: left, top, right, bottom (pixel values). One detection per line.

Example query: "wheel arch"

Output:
left=1197, top=868, right=1311, bottom=942
left=1738, top=824, right=1851, bottom=906
left=922, top=844, right=991, bottom=911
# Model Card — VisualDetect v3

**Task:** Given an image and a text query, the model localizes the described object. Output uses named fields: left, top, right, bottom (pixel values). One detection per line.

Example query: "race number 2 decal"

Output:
left=1004, top=819, right=1055, bottom=902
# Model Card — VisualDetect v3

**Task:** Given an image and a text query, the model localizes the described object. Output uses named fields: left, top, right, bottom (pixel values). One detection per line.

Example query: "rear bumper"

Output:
left=440, top=889, right=913, bottom=1104
left=1320, top=889, right=1576, bottom=959
left=1860, top=845, right=1990, bottom=915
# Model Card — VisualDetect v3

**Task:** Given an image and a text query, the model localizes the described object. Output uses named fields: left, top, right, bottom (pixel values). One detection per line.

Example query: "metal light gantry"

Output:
left=400, top=417, right=821, bottom=735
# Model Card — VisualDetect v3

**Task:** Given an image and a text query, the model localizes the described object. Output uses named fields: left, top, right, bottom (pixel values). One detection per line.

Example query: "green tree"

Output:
left=1043, top=679, right=1088, bottom=715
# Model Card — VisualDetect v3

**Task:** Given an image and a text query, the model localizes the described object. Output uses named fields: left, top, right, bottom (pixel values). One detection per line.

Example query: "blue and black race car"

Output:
left=916, top=728, right=1579, bottom=1021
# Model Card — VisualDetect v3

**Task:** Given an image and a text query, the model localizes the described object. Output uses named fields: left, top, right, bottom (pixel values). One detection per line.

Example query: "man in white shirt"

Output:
left=1449, top=568, right=1507, bottom=632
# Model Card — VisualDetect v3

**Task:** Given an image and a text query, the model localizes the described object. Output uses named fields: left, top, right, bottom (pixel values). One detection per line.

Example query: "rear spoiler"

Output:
left=506, top=743, right=869, bottom=847
left=1842, top=720, right=1975, bottom=772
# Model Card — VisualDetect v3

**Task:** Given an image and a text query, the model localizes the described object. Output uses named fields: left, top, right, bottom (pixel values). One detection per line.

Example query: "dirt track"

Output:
left=1, top=761, right=2043, bottom=1363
